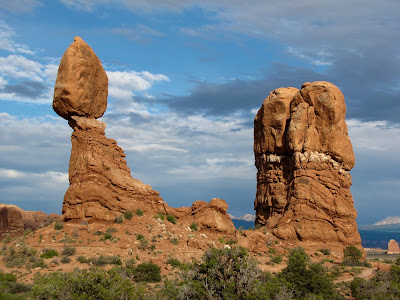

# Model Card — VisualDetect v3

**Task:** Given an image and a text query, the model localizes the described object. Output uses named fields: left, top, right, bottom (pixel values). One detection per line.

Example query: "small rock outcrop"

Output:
left=388, top=239, right=400, bottom=254
left=179, top=198, right=236, bottom=234
left=54, top=37, right=166, bottom=221
left=254, top=81, right=362, bottom=251
left=0, top=204, right=60, bottom=238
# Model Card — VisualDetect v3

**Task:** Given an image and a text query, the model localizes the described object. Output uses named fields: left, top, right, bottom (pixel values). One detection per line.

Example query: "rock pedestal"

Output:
left=254, top=81, right=362, bottom=251
left=54, top=37, right=166, bottom=221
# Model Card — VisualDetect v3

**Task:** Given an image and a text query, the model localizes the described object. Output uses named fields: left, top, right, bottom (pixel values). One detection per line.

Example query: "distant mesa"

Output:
left=254, top=81, right=363, bottom=252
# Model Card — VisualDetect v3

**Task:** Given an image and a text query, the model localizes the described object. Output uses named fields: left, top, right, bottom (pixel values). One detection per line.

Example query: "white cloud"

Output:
left=0, top=55, right=43, bottom=82
left=0, top=21, right=34, bottom=54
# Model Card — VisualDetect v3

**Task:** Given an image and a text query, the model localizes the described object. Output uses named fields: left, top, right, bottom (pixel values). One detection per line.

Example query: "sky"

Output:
left=0, top=0, right=399, bottom=226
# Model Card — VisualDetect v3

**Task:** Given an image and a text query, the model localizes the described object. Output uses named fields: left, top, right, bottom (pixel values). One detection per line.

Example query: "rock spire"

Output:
left=254, top=81, right=362, bottom=251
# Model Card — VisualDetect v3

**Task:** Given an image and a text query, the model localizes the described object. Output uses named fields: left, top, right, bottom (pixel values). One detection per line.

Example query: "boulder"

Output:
left=53, top=36, right=108, bottom=120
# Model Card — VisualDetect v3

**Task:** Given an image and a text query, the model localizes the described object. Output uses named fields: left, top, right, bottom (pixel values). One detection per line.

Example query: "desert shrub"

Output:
left=137, top=234, right=145, bottom=240
left=138, top=239, right=149, bottom=250
left=190, top=222, right=198, bottom=231
left=60, top=256, right=70, bottom=264
left=169, top=237, right=179, bottom=245
left=153, top=213, right=164, bottom=220
left=319, top=248, right=331, bottom=255
left=131, top=262, right=161, bottom=282
left=114, top=215, right=124, bottom=224
left=54, top=220, right=63, bottom=230
left=124, top=210, right=133, bottom=220
left=32, top=269, right=142, bottom=299
left=90, top=255, right=122, bottom=266
left=150, top=244, right=156, bottom=251
left=135, top=209, right=144, bottom=217
left=271, top=255, right=283, bottom=264
left=167, top=214, right=177, bottom=224
left=0, top=271, right=32, bottom=295
left=106, top=228, right=117, bottom=234
left=125, top=258, right=136, bottom=268
left=255, top=223, right=262, bottom=229
left=77, top=256, right=88, bottom=263
left=167, top=258, right=182, bottom=268
left=343, top=246, right=364, bottom=266
left=278, top=247, right=342, bottom=299
left=93, top=231, right=102, bottom=236
left=40, top=249, right=58, bottom=259
left=103, top=232, right=112, bottom=240
left=61, top=246, right=76, bottom=257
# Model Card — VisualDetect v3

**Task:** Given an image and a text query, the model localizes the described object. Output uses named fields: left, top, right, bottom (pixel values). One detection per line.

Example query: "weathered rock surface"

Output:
left=62, top=116, right=166, bottom=221
left=53, top=36, right=108, bottom=120
left=388, top=239, right=400, bottom=254
left=254, top=81, right=362, bottom=251
left=0, top=204, right=61, bottom=238
left=179, top=198, right=236, bottom=234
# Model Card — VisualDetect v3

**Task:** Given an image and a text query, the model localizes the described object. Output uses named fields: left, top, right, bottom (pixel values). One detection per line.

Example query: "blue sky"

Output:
left=0, top=0, right=399, bottom=225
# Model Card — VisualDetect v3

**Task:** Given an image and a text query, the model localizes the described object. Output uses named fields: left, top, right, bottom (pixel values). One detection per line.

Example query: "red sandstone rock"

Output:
left=388, top=239, right=400, bottom=254
left=0, top=204, right=61, bottom=238
left=53, top=37, right=108, bottom=120
left=254, top=81, right=362, bottom=252
left=180, top=198, right=236, bottom=235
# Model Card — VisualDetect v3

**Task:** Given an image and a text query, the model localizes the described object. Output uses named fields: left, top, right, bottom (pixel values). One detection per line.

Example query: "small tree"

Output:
left=343, top=246, right=363, bottom=266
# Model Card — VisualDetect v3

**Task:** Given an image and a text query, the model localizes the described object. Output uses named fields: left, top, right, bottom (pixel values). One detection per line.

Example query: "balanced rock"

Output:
left=53, top=36, right=108, bottom=120
left=54, top=37, right=166, bottom=221
left=254, top=81, right=362, bottom=251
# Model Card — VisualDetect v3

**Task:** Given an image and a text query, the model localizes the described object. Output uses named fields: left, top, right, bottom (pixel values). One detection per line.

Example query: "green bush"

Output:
left=61, top=246, right=76, bottom=257
left=124, top=210, right=133, bottom=220
left=319, top=248, right=331, bottom=255
left=167, top=214, right=177, bottom=224
left=54, top=220, right=63, bottom=230
left=278, top=247, right=342, bottom=299
left=106, top=228, right=117, bottom=234
left=167, top=258, right=182, bottom=268
left=0, top=271, right=32, bottom=295
left=76, top=256, right=88, bottom=263
left=153, top=213, right=165, bottom=220
left=271, top=255, right=283, bottom=264
left=40, top=249, right=59, bottom=259
left=32, top=269, right=142, bottom=299
left=138, top=239, right=148, bottom=250
left=90, top=255, right=122, bottom=266
left=137, top=234, right=145, bottom=240
left=170, top=237, right=179, bottom=245
left=60, top=256, right=70, bottom=264
left=343, top=246, right=364, bottom=266
left=135, top=209, right=144, bottom=217
left=190, top=222, right=198, bottom=231
left=114, top=215, right=124, bottom=224
left=131, top=262, right=161, bottom=282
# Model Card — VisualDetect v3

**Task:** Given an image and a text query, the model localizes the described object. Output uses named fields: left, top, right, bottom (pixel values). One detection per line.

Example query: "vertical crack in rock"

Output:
left=254, top=81, right=362, bottom=251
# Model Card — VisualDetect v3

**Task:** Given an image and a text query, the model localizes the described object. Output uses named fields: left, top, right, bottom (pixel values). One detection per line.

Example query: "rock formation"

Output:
left=0, top=204, right=60, bottom=238
left=53, top=37, right=235, bottom=234
left=179, top=198, right=236, bottom=234
left=254, top=81, right=362, bottom=251
left=54, top=37, right=166, bottom=221
left=388, top=239, right=400, bottom=254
